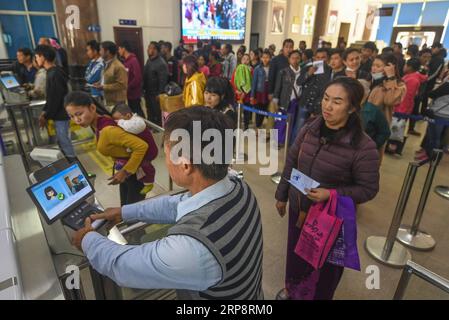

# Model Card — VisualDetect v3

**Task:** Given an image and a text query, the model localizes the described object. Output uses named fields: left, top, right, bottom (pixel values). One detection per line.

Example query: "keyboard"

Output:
left=63, top=202, right=103, bottom=231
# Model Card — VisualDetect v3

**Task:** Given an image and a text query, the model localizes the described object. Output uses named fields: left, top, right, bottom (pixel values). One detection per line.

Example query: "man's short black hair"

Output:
left=87, top=40, right=100, bottom=52
left=382, top=47, right=394, bottom=55
left=406, top=58, right=421, bottom=72
left=101, top=41, right=118, bottom=55
left=432, top=42, right=443, bottom=49
left=17, top=47, right=32, bottom=57
left=330, top=48, right=344, bottom=58
left=283, top=39, right=294, bottom=48
left=303, top=49, right=314, bottom=60
left=150, top=41, right=161, bottom=52
left=407, top=44, right=419, bottom=57
left=289, top=50, right=301, bottom=58
left=164, top=107, right=235, bottom=181
left=343, top=48, right=361, bottom=61
left=34, top=45, right=56, bottom=62
left=363, top=41, right=377, bottom=52
left=118, top=41, right=132, bottom=52
left=394, top=42, right=403, bottom=49
left=164, top=41, right=173, bottom=51
left=197, top=40, right=203, bottom=48
left=316, top=47, right=329, bottom=56
left=419, top=48, right=432, bottom=56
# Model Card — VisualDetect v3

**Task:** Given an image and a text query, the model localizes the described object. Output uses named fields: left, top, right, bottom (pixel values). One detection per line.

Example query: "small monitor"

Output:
left=27, top=161, right=95, bottom=225
left=0, top=74, right=20, bottom=90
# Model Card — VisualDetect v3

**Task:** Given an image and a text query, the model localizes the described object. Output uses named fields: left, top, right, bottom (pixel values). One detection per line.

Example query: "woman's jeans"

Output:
left=423, top=117, right=448, bottom=156
left=54, top=120, right=76, bottom=158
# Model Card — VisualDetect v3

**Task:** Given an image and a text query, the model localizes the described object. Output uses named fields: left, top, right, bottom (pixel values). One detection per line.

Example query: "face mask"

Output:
left=346, top=67, right=356, bottom=72
left=372, top=72, right=384, bottom=80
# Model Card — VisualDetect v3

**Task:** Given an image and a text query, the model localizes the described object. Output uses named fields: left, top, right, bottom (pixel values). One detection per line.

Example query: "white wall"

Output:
left=322, top=0, right=370, bottom=46
left=97, top=0, right=181, bottom=51
left=97, top=0, right=253, bottom=53
left=251, top=0, right=318, bottom=50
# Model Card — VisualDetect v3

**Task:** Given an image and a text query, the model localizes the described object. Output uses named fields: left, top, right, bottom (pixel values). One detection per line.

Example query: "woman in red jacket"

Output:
left=275, top=77, right=380, bottom=300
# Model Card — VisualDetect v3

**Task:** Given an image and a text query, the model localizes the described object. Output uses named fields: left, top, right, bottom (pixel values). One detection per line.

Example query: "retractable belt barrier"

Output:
left=393, top=112, right=449, bottom=126
left=235, top=104, right=291, bottom=185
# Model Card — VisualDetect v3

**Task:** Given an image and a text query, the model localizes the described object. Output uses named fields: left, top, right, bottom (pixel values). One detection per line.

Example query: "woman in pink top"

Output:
left=198, top=55, right=210, bottom=78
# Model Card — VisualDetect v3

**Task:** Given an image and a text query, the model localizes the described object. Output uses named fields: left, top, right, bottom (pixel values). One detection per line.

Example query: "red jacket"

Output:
left=395, top=72, right=428, bottom=114
left=124, top=53, right=143, bottom=101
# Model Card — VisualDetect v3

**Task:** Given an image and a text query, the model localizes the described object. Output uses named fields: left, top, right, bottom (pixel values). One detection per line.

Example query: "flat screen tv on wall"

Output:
left=181, top=0, right=248, bottom=43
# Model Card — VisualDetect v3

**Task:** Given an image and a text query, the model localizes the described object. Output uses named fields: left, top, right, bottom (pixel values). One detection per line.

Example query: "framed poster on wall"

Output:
left=271, top=1, right=287, bottom=34
left=302, top=4, right=316, bottom=35
left=327, top=10, right=338, bottom=35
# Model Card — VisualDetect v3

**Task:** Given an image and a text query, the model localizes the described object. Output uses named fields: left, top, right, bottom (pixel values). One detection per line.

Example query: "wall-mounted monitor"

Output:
left=181, top=0, right=248, bottom=43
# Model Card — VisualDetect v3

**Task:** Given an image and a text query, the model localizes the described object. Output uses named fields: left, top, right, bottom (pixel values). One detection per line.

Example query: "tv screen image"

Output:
left=181, top=0, right=248, bottom=43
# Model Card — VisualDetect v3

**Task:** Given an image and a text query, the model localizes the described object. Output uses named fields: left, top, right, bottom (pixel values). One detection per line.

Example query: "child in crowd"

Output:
left=395, top=59, right=428, bottom=115
left=232, top=53, right=253, bottom=130
left=111, top=104, right=158, bottom=196
left=250, top=49, right=272, bottom=129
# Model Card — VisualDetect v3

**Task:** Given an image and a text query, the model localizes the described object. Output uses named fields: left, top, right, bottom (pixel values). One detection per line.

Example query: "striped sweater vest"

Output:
left=167, top=177, right=264, bottom=300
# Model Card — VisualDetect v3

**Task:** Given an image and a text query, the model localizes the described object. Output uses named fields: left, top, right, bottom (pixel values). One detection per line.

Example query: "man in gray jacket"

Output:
left=143, top=41, right=169, bottom=126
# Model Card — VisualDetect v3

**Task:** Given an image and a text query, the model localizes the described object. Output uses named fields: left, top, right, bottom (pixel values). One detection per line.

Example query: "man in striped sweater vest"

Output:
left=72, top=107, right=264, bottom=300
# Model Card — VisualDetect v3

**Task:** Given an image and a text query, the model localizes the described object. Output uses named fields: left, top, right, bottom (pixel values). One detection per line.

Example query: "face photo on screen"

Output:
left=182, top=0, right=248, bottom=42
left=29, top=163, right=93, bottom=221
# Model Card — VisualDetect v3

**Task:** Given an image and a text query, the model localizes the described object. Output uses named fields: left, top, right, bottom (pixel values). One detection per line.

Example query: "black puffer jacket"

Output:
left=296, top=64, right=332, bottom=115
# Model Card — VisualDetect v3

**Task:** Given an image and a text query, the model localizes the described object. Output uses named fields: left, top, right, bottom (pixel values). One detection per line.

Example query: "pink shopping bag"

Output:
left=294, top=190, right=343, bottom=270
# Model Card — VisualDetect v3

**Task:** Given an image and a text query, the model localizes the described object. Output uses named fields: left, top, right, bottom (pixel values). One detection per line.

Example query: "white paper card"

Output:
left=289, top=168, right=320, bottom=195
left=313, top=60, right=325, bottom=75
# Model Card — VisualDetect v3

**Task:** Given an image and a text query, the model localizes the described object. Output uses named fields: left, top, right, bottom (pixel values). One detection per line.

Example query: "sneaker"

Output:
left=140, top=183, right=154, bottom=196
left=408, top=129, right=422, bottom=137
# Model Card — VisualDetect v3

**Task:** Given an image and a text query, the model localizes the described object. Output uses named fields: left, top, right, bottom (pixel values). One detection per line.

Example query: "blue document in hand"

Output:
left=289, top=168, right=320, bottom=195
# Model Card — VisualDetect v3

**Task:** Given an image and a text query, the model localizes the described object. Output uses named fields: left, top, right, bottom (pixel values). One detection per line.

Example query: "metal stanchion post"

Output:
left=435, top=186, right=449, bottom=200
left=234, top=103, right=244, bottom=163
left=397, top=150, right=444, bottom=251
left=393, top=264, right=414, bottom=300
left=271, top=113, right=291, bottom=185
left=365, top=162, right=417, bottom=267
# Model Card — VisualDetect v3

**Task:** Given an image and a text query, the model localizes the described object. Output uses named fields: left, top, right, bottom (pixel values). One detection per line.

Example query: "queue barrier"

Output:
left=235, top=104, right=292, bottom=185
left=394, top=260, right=449, bottom=300
left=365, top=150, right=444, bottom=268
left=393, top=112, right=449, bottom=126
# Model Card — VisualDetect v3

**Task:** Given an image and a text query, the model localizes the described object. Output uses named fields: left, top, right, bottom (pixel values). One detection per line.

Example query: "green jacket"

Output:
left=234, top=64, right=252, bottom=94
left=361, top=102, right=391, bottom=149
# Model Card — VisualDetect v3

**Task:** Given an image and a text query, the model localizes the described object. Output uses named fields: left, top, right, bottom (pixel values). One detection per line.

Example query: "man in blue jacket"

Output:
left=85, top=40, right=104, bottom=102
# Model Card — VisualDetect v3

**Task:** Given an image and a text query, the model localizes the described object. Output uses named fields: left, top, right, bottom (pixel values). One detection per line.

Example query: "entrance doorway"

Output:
left=113, top=27, right=145, bottom=68
left=338, top=23, right=351, bottom=45
left=391, top=26, right=444, bottom=49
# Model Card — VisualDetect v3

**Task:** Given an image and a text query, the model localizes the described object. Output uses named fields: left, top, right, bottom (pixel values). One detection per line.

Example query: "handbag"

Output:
left=390, top=116, right=407, bottom=142
left=326, top=196, right=361, bottom=271
left=294, top=190, right=343, bottom=270
left=427, top=95, right=449, bottom=120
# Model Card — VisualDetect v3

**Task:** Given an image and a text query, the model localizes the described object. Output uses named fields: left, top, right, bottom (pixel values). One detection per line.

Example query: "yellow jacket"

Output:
left=183, top=72, right=206, bottom=107
left=96, top=126, right=148, bottom=174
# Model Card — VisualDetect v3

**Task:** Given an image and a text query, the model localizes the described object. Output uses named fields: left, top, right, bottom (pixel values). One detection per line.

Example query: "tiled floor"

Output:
left=78, top=121, right=449, bottom=300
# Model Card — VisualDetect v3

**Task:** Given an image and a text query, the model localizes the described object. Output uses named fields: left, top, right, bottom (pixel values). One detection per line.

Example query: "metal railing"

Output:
left=394, top=260, right=449, bottom=300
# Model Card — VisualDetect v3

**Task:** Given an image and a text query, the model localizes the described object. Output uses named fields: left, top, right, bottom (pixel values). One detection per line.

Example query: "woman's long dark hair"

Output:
left=183, top=55, right=199, bottom=78
left=323, top=77, right=365, bottom=147
left=205, top=77, right=235, bottom=112
left=45, top=186, right=57, bottom=200
left=372, top=53, right=401, bottom=89
left=64, top=91, right=111, bottom=116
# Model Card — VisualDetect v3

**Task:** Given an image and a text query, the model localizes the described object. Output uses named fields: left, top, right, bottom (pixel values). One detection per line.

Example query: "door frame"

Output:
left=390, top=26, right=445, bottom=47
left=113, top=26, right=144, bottom=68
